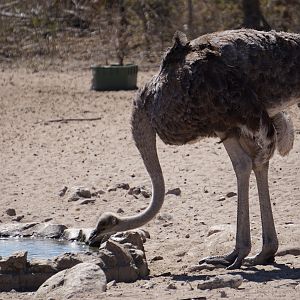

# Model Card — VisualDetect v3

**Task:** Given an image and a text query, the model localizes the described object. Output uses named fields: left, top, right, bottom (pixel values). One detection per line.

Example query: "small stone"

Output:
left=128, top=187, right=141, bottom=195
left=226, top=192, right=237, bottom=198
left=68, top=186, right=91, bottom=202
left=197, top=274, right=243, bottom=290
left=157, top=213, right=173, bottom=222
left=91, top=189, right=105, bottom=197
left=141, top=190, right=151, bottom=198
left=59, top=186, right=68, bottom=197
left=166, top=282, right=177, bottom=290
left=6, top=209, right=16, bottom=216
left=185, top=233, right=190, bottom=238
left=220, top=290, right=227, bottom=298
left=107, top=280, right=117, bottom=288
left=12, top=215, right=24, bottom=222
left=217, top=197, right=226, bottom=202
left=141, top=281, right=155, bottom=289
left=166, top=188, right=181, bottom=196
left=108, top=183, right=130, bottom=192
left=117, top=208, right=124, bottom=213
left=151, top=255, right=163, bottom=262
left=44, top=218, right=53, bottom=222
left=79, top=199, right=96, bottom=205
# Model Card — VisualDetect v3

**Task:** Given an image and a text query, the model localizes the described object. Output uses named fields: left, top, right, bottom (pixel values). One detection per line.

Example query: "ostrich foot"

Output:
left=199, top=248, right=250, bottom=269
left=244, top=252, right=276, bottom=266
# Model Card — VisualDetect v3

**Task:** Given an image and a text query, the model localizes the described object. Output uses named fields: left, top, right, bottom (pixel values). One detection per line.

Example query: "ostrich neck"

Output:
left=117, top=106, right=165, bottom=231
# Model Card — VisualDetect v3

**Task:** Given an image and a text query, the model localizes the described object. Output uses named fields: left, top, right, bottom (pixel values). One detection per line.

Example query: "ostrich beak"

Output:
left=87, top=229, right=103, bottom=247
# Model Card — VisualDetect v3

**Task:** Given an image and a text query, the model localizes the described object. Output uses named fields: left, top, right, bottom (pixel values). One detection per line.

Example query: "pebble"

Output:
left=6, top=208, right=16, bottom=216
left=151, top=255, right=164, bottom=262
left=59, top=186, right=68, bottom=197
left=108, top=183, right=130, bottom=192
left=217, top=197, right=226, bottom=202
left=44, top=218, right=53, bottom=222
left=79, top=199, right=96, bottom=205
left=226, top=192, right=237, bottom=198
left=166, top=282, right=177, bottom=290
left=141, top=282, right=155, bottom=289
left=220, top=290, right=228, bottom=298
left=166, top=188, right=181, bottom=196
left=117, top=208, right=124, bottom=213
left=107, top=280, right=117, bottom=288
left=197, top=274, right=243, bottom=290
left=12, top=215, right=24, bottom=222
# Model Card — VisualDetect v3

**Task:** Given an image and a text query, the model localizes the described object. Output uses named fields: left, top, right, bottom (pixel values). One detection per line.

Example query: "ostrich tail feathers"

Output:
left=272, top=112, right=294, bottom=156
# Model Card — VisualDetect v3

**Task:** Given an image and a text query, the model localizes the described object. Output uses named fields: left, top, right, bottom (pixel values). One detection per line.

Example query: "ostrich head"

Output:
left=88, top=212, right=121, bottom=246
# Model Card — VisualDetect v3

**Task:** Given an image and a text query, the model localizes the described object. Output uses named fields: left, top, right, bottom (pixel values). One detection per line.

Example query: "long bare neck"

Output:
left=116, top=106, right=165, bottom=231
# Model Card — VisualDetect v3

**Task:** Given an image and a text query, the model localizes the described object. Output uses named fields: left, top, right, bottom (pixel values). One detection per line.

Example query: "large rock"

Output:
left=0, top=222, right=39, bottom=237
left=98, top=231, right=149, bottom=282
left=35, top=223, right=67, bottom=239
left=35, top=263, right=107, bottom=299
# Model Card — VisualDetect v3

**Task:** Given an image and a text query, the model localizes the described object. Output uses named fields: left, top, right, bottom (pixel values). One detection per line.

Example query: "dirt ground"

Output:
left=0, top=64, right=299, bottom=299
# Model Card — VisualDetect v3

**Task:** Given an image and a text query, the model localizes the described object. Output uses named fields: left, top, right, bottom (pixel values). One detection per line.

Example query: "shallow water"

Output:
left=0, top=237, right=93, bottom=260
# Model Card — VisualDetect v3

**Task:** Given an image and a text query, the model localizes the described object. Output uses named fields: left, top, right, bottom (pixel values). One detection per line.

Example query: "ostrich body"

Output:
left=89, top=29, right=299, bottom=269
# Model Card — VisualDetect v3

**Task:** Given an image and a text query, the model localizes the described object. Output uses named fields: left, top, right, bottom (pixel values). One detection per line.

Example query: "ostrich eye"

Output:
left=98, top=221, right=106, bottom=227
left=110, top=216, right=118, bottom=225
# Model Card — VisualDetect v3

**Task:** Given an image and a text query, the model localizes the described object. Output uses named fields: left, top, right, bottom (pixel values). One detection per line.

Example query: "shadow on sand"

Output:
left=170, top=263, right=300, bottom=283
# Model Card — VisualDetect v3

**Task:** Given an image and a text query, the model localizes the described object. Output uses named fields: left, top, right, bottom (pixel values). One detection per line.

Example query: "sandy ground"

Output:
left=0, top=65, right=299, bottom=299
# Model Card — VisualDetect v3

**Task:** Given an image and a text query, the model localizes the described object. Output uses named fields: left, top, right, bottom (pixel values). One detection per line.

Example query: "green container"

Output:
left=91, top=64, right=138, bottom=91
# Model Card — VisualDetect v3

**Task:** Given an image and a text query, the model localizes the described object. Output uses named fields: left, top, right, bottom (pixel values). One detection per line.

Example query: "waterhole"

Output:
left=0, top=238, right=94, bottom=260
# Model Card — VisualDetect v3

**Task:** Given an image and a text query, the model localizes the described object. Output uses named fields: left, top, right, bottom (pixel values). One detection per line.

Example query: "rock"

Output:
left=166, top=188, right=181, bottom=196
left=6, top=208, right=16, bottom=216
left=128, top=186, right=151, bottom=198
left=99, top=231, right=149, bottom=282
left=91, top=189, right=105, bottom=197
left=189, top=263, right=224, bottom=272
left=226, top=192, right=237, bottom=198
left=150, top=255, right=163, bottom=262
left=220, top=290, right=228, bottom=298
left=166, top=282, right=177, bottom=290
left=157, top=213, right=173, bottom=222
left=79, top=228, right=94, bottom=243
left=63, top=228, right=82, bottom=241
left=44, top=218, right=53, bottom=222
left=0, top=222, right=39, bottom=237
left=128, top=187, right=141, bottom=195
left=35, top=263, right=107, bottom=299
left=141, top=281, right=155, bottom=289
left=276, top=247, right=300, bottom=256
left=107, top=280, right=116, bottom=288
left=197, top=274, right=243, bottom=290
left=59, top=186, right=68, bottom=197
left=53, top=253, right=82, bottom=271
left=12, top=215, right=24, bottom=222
left=207, top=224, right=235, bottom=237
left=108, top=183, right=130, bottom=192
left=35, top=224, right=67, bottom=239
left=68, top=186, right=91, bottom=201
left=217, top=197, right=226, bottom=202
left=0, top=251, right=28, bottom=272
left=117, top=208, right=124, bottom=213
left=79, top=199, right=96, bottom=205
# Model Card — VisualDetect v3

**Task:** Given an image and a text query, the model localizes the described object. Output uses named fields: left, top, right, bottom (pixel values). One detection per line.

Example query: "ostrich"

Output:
left=89, top=29, right=298, bottom=269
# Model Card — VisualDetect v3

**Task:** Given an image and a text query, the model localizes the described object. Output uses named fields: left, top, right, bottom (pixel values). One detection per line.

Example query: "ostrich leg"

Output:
left=200, top=135, right=252, bottom=269
left=245, top=162, right=278, bottom=265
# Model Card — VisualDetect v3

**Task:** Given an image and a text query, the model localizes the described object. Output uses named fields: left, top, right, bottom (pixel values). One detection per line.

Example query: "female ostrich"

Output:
left=89, top=29, right=298, bottom=269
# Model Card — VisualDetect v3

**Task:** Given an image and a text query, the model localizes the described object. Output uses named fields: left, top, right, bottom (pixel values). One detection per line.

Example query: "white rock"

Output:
left=35, top=262, right=107, bottom=299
